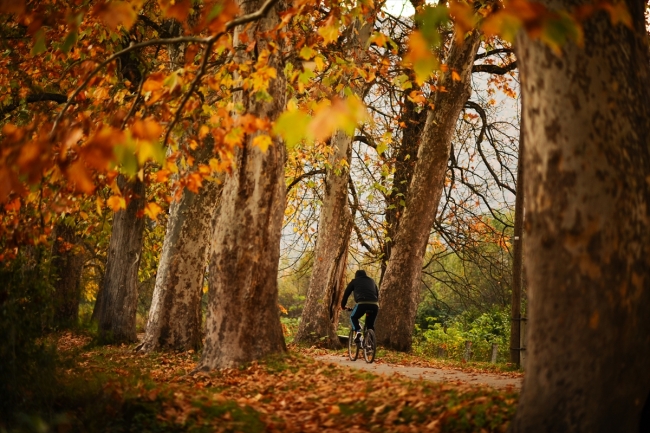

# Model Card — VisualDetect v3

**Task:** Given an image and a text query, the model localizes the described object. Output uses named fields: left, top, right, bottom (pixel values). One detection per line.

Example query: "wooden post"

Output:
left=510, top=112, right=525, bottom=366
left=464, top=340, right=472, bottom=362
left=520, top=317, right=527, bottom=369
left=491, top=343, right=498, bottom=364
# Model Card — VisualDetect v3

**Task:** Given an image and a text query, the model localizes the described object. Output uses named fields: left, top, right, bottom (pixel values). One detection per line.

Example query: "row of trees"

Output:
left=2, top=0, right=649, bottom=429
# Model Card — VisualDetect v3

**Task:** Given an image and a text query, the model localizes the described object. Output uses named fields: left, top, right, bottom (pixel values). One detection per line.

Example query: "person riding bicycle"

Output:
left=341, top=269, right=379, bottom=345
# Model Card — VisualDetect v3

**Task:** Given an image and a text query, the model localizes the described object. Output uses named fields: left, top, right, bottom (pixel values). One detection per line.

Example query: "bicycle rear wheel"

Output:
left=348, top=328, right=359, bottom=361
left=363, top=329, right=376, bottom=363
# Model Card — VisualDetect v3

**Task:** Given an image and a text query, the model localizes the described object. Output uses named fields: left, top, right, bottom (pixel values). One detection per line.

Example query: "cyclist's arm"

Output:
left=341, top=281, right=354, bottom=308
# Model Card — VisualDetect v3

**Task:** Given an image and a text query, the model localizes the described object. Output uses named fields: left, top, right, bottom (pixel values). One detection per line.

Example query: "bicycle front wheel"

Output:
left=363, top=329, right=376, bottom=363
left=348, top=328, right=359, bottom=361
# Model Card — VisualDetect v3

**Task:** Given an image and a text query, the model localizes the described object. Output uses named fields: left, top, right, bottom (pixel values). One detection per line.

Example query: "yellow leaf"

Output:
left=144, top=202, right=163, bottom=221
left=252, top=134, right=273, bottom=152
left=318, top=23, right=339, bottom=45
left=107, top=195, right=126, bottom=212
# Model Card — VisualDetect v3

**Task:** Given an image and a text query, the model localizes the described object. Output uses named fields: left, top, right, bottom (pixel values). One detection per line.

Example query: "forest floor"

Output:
left=11, top=332, right=522, bottom=433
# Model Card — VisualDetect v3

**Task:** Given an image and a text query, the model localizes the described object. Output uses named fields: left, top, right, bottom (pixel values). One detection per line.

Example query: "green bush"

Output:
left=414, top=309, right=510, bottom=363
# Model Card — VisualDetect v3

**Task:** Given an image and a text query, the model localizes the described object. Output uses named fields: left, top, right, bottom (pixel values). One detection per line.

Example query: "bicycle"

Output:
left=343, top=307, right=376, bottom=363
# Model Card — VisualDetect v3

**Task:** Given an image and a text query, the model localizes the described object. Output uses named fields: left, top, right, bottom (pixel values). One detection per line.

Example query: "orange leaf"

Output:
left=143, top=72, right=165, bottom=92
left=107, top=195, right=126, bottom=212
left=132, top=119, right=162, bottom=141
left=160, top=0, right=191, bottom=22
left=67, top=160, right=96, bottom=194
left=95, top=1, right=137, bottom=30
left=144, top=202, right=163, bottom=220
left=3, top=197, right=21, bottom=212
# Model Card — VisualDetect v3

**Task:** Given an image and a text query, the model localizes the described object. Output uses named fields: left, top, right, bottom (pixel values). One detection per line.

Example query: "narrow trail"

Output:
left=315, top=354, right=522, bottom=390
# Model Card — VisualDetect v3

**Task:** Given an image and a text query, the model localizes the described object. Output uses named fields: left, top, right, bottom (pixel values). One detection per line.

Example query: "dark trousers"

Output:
left=350, top=304, right=379, bottom=332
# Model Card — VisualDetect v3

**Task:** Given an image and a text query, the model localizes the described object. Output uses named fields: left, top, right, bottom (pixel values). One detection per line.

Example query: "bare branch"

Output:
left=285, top=169, right=326, bottom=194
left=472, top=62, right=518, bottom=75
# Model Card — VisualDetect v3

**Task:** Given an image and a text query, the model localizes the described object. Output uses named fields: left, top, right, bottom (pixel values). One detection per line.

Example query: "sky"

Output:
left=383, top=0, right=415, bottom=17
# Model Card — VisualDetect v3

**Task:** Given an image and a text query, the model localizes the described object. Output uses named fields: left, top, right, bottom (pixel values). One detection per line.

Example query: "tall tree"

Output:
left=137, top=170, right=222, bottom=353
left=511, top=2, right=650, bottom=430
left=294, top=16, right=373, bottom=348
left=198, top=0, right=288, bottom=369
left=376, top=28, right=482, bottom=351
left=93, top=176, right=146, bottom=343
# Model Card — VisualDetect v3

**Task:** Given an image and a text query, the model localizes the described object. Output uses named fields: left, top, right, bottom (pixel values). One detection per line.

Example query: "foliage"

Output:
left=2, top=332, right=519, bottom=432
left=414, top=309, right=511, bottom=363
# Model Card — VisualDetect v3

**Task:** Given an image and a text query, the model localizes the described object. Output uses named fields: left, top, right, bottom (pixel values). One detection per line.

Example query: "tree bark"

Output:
left=375, top=30, right=482, bottom=351
left=51, top=221, right=84, bottom=329
left=294, top=17, right=372, bottom=348
left=137, top=170, right=222, bottom=353
left=511, top=3, right=650, bottom=431
left=93, top=176, right=146, bottom=343
left=294, top=130, right=353, bottom=348
left=380, top=84, right=427, bottom=283
left=197, top=0, right=287, bottom=370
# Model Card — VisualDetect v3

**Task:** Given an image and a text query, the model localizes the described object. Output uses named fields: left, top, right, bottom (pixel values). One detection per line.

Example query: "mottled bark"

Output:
left=511, top=3, right=650, bottom=431
left=93, top=176, right=146, bottom=343
left=294, top=130, right=353, bottom=348
left=138, top=169, right=222, bottom=353
left=51, top=221, right=84, bottom=329
left=380, top=86, right=427, bottom=283
left=376, top=30, right=482, bottom=351
left=197, top=0, right=287, bottom=369
left=294, top=18, right=372, bottom=348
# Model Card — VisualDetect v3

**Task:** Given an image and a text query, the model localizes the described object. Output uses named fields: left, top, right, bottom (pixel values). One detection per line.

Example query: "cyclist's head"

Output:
left=355, top=269, right=367, bottom=278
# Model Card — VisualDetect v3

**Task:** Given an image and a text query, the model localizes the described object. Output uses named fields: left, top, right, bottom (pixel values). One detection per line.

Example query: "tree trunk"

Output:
left=93, top=176, right=146, bottom=343
left=197, top=0, right=287, bottom=370
left=380, top=85, right=427, bottom=283
left=51, top=220, right=84, bottom=329
left=137, top=171, right=222, bottom=353
left=375, top=30, right=482, bottom=351
left=294, top=130, right=354, bottom=348
left=511, top=3, right=650, bottom=431
left=509, top=112, right=524, bottom=366
left=294, top=17, right=372, bottom=348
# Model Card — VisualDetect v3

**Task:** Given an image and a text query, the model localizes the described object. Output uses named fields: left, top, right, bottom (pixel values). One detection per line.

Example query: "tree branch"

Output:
left=472, top=62, right=518, bottom=75
left=50, top=0, right=281, bottom=137
left=286, top=169, right=326, bottom=193
left=474, top=48, right=514, bottom=60
left=0, top=92, right=67, bottom=117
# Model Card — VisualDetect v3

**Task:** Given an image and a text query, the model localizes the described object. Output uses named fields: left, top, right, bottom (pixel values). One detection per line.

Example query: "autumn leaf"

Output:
left=67, top=160, right=96, bottom=194
left=273, top=109, right=311, bottom=149
left=94, top=1, right=138, bottom=30
left=252, top=134, right=273, bottom=152
left=318, top=17, right=339, bottom=44
left=107, top=195, right=126, bottom=212
left=132, top=119, right=163, bottom=141
left=159, top=0, right=191, bottom=22
left=403, top=31, right=439, bottom=85
left=144, top=202, right=163, bottom=220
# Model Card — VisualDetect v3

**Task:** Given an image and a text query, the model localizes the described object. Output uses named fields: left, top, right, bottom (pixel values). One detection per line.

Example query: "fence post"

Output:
left=464, top=341, right=472, bottom=362
left=490, top=343, right=498, bottom=364
left=520, top=317, right=528, bottom=369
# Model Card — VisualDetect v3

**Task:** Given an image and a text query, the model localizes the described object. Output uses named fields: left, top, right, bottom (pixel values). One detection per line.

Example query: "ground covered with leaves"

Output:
left=5, top=333, right=519, bottom=432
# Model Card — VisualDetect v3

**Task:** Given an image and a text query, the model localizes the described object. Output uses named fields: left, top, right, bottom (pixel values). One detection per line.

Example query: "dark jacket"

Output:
left=341, top=270, right=379, bottom=307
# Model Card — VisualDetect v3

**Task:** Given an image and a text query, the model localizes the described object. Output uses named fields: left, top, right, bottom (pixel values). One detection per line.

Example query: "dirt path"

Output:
left=315, top=354, right=522, bottom=390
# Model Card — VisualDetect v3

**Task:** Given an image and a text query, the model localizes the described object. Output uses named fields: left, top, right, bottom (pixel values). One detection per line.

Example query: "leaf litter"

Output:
left=54, top=332, right=518, bottom=432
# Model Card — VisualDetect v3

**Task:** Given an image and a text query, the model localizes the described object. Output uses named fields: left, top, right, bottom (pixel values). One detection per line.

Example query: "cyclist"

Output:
left=340, top=269, right=379, bottom=345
